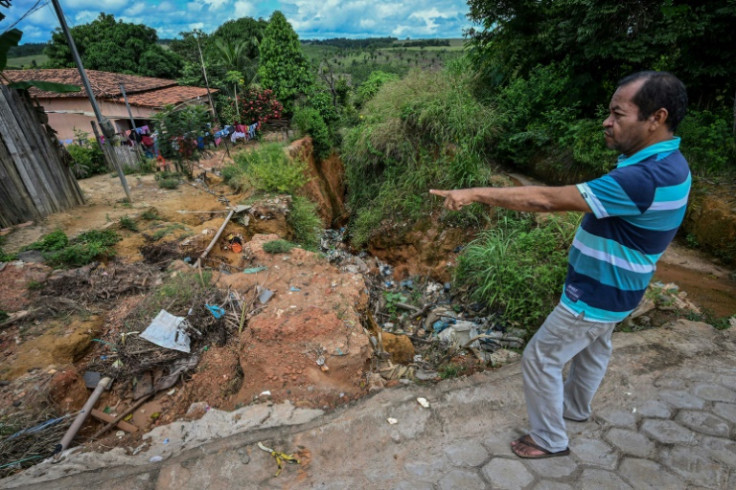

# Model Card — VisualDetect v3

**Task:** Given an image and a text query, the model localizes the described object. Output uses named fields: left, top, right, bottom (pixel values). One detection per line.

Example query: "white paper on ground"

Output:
left=140, top=310, right=191, bottom=353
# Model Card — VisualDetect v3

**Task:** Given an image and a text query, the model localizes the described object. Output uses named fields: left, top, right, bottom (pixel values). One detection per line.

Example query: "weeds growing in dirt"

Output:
left=287, top=196, right=321, bottom=250
left=141, top=209, right=160, bottom=220
left=148, top=223, right=188, bottom=242
left=263, top=239, right=297, bottom=254
left=119, top=215, right=138, bottom=231
left=225, top=144, right=309, bottom=194
left=454, top=211, right=580, bottom=336
left=439, top=363, right=463, bottom=379
left=23, top=229, right=120, bottom=268
left=157, top=177, right=180, bottom=189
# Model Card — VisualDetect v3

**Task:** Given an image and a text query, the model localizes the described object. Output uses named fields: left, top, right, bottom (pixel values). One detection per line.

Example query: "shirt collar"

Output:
left=617, top=137, right=681, bottom=168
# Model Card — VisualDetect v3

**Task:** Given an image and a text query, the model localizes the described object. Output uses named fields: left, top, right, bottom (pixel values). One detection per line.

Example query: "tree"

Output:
left=44, top=13, right=182, bottom=78
left=466, top=0, right=736, bottom=112
left=257, top=11, right=314, bottom=115
left=212, top=17, right=266, bottom=61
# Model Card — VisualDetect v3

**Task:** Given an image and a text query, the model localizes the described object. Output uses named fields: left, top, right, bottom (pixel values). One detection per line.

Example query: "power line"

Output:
left=1, top=0, right=48, bottom=34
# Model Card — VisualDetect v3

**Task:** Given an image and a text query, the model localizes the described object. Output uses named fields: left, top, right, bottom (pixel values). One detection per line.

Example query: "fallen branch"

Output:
left=90, top=393, right=153, bottom=441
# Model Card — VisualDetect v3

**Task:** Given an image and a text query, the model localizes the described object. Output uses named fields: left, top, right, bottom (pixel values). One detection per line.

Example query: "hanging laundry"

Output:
left=231, top=131, right=247, bottom=143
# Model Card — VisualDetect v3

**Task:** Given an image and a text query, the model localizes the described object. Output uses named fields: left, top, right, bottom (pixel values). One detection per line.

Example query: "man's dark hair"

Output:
left=618, top=71, right=688, bottom=132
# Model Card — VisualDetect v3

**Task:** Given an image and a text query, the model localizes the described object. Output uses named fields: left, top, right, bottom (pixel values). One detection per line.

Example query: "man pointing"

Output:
left=431, top=71, right=690, bottom=458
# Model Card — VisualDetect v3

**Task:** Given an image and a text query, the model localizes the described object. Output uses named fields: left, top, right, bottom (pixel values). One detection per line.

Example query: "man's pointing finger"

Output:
left=429, top=189, right=448, bottom=196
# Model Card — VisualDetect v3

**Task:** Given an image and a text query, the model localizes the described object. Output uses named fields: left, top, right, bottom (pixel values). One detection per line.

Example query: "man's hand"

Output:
left=429, top=189, right=476, bottom=211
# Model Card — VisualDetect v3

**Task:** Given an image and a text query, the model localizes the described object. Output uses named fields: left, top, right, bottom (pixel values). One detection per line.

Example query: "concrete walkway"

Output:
left=3, top=318, right=735, bottom=489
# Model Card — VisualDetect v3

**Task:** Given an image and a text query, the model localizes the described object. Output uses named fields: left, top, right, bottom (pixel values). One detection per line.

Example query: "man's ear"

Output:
left=650, top=108, right=669, bottom=131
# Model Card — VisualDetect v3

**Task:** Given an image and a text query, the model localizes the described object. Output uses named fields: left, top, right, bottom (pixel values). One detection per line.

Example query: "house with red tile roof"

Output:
left=2, top=69, right=213, bottom=141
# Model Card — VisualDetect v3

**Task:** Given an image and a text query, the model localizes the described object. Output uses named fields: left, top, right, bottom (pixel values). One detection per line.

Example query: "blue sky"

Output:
left=3, top=0, right=472, bottom=44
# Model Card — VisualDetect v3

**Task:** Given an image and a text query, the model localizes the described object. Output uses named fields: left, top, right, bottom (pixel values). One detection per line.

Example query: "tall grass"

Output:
left=454, top=211, right=581, bottom=336
left=224, top=144, right=309, bottom=194
left=342, top=58, right=498, bottom=246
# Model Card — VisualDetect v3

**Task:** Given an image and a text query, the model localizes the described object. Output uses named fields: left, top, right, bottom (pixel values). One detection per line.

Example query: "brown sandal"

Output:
left=511, top=434, right=570, bottom=459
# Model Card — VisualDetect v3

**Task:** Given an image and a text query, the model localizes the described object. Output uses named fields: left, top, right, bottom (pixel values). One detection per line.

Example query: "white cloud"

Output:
left=189, top=22, right=206, bottom=31
left=65, top=0, right=127, bottom=9
left=73, top=10, right=101, bottom=25
left=126, top=4, right=147, bottom=16
left=202, top=0, right=231, bottom=10
left=234, top=1, right=255, bottom=18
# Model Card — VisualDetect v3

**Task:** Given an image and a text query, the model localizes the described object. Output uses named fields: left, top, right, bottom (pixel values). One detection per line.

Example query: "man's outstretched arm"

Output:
left=429, top=185, right=591, bottom=213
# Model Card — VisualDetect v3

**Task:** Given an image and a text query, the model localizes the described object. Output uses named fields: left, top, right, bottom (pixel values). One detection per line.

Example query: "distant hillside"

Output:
left=8, top=42, right=46, bottom=57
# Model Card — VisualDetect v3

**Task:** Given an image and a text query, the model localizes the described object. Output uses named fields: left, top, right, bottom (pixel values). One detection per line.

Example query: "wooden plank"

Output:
left=90, top=409, right=139, bottom=433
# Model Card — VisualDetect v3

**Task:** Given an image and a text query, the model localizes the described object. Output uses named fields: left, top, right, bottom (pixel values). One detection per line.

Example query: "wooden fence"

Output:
left=0, top=85, right=84, bottom=228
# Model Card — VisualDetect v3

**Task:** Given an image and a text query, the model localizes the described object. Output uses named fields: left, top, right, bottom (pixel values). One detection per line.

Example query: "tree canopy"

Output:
left=257, top=11, right=314, bottom=115
left=466, top=0, right=736, bottom=112
left=44, top=13, right=182, bottom=79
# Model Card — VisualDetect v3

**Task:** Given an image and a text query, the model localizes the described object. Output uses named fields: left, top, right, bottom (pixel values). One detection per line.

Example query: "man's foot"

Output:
left=511, top=434, right=570, bottom=459
left=563, top=415, right=589, bottom=423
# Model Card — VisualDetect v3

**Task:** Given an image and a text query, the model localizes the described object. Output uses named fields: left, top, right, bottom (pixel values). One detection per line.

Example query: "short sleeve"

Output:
left=577, top=166, right=656, bottom=219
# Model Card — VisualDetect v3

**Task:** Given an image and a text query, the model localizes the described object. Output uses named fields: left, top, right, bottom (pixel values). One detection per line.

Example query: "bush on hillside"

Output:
left=342, top=59, right=497, bottom=246
left=225, top=144, right=309, bottom=194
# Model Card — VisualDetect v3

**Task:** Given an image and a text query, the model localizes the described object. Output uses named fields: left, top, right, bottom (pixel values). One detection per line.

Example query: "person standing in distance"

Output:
left=430, top=71, right=690, bottom=458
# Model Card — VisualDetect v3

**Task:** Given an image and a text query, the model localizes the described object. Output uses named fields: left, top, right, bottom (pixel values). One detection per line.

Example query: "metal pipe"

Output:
left=55, top=376, right=111, bottom=455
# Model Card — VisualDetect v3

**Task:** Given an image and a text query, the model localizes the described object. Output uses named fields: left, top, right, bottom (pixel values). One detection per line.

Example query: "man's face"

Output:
left=602, top=79, right=650, bottom=156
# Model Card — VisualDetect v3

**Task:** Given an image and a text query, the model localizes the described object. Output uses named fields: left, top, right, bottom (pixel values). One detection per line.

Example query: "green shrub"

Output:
left=356, top=70, right=399, bottom=107
left=292, top=106, right=331, bottom=160
left=228, top=144, right=308, bottom=194
left=343, top=61, right=496, bottom=247
left=678, top=109, right=736, bottom=176
left=454, top=212, right=581, bottom=336
left=287, top=196, right=322, bottom=250
left=141, top=209, right=160, bottom=220
left=262, top=239, right=296, bottom=254
left=119, top=215, right=138, bottom=231
left=44, top=229, right=120, bottom=268
left=0, top=236, right=15, bottom=262
left=22, top=229, right=68, bottom=252
left=156, top=176, right=180, bottom=189
left=66, top=142, right=107, bottom=178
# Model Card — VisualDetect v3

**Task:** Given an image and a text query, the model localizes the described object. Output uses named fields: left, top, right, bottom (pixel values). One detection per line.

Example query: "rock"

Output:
left=185, top=402, right=209, bottom=419
left=380, top=332, right=415, bottom=364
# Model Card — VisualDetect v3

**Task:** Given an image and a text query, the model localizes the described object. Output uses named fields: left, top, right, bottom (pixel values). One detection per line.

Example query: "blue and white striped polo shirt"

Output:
left=561, top=137, right=691, bottom=322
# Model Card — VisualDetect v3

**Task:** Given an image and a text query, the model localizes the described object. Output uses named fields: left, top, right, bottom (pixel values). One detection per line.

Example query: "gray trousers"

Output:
left=522, top=303, right=617, bottom=452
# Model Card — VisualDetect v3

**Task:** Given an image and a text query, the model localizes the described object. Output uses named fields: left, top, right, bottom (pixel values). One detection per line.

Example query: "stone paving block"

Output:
left=675, top=410, right=731, bottom=437
left=635, top=400, right=672, bottom=418
left=700, top=436, right=736, bottom=467
left=617, top=458, right=685, bottom=490
left=437, top=468, right=487, bottom=490
left=641, top=419, right=696, bottom=445
left=653, top=376, right=688, bottom=390
left=482, top=429, right=520, bottom=458
left=532, top=482, right=574, bottom=490
left=403, top=460, right=446, bottom=481
left=481, top=458, right=534, bottom=489
left=693, top=383, right=736, bottom=403
left=657, top=389, right=706, bottom=409
left=570, top=438, right=619, bottom=469
left=578, top=469, right=633, bottom=489
left=660, top=446, right=730, bottom=488
left=597, top=409, right=637, bottom=428
left=392, top=481, right=434, bottom=490
left=713, top=402, right=736, bottom=424
left=443, top=439, right=489, bottom=467
left=604, top=428, right=655, bottom=458
left=525, top=455, right=578, bottom=478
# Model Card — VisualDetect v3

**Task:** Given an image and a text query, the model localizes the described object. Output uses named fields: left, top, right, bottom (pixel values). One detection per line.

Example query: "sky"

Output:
left=2, top=0, right=473, bottom=44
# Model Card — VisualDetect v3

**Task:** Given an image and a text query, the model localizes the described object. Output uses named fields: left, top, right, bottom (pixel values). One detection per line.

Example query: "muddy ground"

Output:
left=1, top=145, right=735, bottom=477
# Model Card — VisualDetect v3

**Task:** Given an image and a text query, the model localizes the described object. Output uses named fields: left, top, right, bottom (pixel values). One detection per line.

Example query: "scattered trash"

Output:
left=116, top=431, right=125, bottom=439
left=386, top=417, right=398, bottom=425
left=149, top=455, right=163, bottom=463
left=289, top=286, right=301, bottom=292
left=83, top=371, right=102, bottom=389
left=258, top=288, right=274, bottom=304
left=257, top=442, right=300, bottom=477
left=205, top=304, right=225, bottom=319
left=140, top=310, right=192, bottom=353
left=163, top=438, right=169, bottom=444
left=316, top=356, right=326, bottom=366
left=259, top=390, right=271, bottom=397
left=417, top=397, right=430, bottom=409
left=243, top=266, right=268, bottom=274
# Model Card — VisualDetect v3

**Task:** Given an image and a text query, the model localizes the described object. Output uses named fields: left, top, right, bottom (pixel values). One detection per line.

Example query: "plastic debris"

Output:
left=289, top=286, right=301, bottom=292
left=140, top=310, right=192, bottom=353
left=417, top=397, right=430, bottom=408
left=257, top=441, right=300, bottom=477
left=243, top=266, right=268, bottom=274
left=260, top=390, right=271, bottom=397
left=149, top=455, right=163, bottom=463
left=386, top=417, right=398, bottom=425
left=205, top=304, right=225, bottom=319
left=258, top=288, right=274, bottom=304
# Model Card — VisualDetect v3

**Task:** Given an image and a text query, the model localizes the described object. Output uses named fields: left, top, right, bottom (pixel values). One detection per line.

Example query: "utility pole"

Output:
left=49, top=0, right=132, bottom=202
left=120, top=83, right=137, bottom=132
left=196, top=32, right=230, bottom=158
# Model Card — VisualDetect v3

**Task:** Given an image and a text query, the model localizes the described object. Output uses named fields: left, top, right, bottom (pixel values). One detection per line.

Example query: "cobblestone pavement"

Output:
left=3, top=319, right=735, bottom=489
